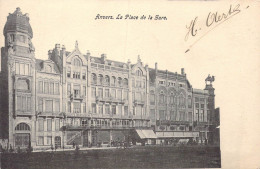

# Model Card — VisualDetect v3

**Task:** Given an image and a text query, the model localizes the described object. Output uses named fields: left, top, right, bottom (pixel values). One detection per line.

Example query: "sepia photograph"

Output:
left=0, top=0, right=259, bottom=169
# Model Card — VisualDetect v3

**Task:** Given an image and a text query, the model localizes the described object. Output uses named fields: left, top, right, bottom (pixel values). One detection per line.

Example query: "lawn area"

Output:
left=1, top=145, right=221, bottom=169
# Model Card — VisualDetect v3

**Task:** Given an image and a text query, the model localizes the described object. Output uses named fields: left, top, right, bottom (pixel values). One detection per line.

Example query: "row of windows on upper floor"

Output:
left=153, top=110, right=208, bottom=123
left=38, top=81, right=60, bottom=95
left=91, top=74, right=129, bottom=87
left=15, top=62, right=30, bottom=76
left=8, top=34, right=27, bottom=43
left=158, top=80, right=185, bottom=88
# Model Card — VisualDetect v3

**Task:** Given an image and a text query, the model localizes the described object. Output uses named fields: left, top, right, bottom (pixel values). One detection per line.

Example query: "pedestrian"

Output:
left=73, top=141, right=75, bottom=148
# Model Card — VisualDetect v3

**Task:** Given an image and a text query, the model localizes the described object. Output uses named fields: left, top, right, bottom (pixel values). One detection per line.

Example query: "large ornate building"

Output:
left=0, top=8, right=219, bottom=149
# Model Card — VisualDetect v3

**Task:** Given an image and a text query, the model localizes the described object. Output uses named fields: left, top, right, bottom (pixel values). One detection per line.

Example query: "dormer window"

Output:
left=45, top=65, right=52, bottom=73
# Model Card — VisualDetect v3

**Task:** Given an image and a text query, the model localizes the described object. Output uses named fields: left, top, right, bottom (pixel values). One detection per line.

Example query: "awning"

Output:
left=136, top=129, right=146, bottom=139
left=156, top=131, right=200, bottom=138
left=142, top=130, right=157, bottom=139
left=135, top=129, right=157, bottom=139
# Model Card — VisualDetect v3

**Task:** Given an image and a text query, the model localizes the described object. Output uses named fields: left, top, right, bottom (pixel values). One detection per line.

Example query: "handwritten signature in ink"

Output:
left=184, top=4, right=248, bottom=53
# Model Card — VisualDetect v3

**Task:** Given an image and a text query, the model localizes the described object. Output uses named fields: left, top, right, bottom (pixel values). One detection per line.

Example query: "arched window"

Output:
left=111, top=76, right=116, bottom=86
left=123, top=78, right=128, bottom=87
left=98, top=74, right=103, bottom=85
left=91, top=73, right=97, bottom=85
left=179, top=94, right=185, bottom=107
left=118, top=77, right=122, bottom=87
left=136, top=69, right=143, bottom=76
left=73, top=58, right=81, bottom=66
left=104, top=75, right=110, bottom=86
left=159, top=91, right=165, bottom=104
left=169, top=92, right=175, bottom=105
left=188, top=96, right=192, bottom=108
left=15, top=123, right=30, bottom=131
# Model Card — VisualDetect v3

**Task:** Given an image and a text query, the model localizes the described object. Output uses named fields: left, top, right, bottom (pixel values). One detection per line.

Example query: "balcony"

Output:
left=74, top=94, right=85, bottom=101
left=134, top=100, right=145, bottom=105
left=96, top=96, right=126, bottom=104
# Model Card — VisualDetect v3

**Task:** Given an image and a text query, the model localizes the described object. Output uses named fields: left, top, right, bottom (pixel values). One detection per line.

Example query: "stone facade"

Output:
left=0, top=8, right=219, bottom=149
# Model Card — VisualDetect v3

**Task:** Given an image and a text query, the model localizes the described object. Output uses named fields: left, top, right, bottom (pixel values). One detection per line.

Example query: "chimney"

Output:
left=48, top=50, right=52, bottom=60
left=101, top=53, right=107, bottom=63
left=181, top=68, right=185, bottom=75
left=55, top=44, right=60, bottom=55
left=155, top=62, right=158, bottom=70
left=62, top=45, right=66, bottom=52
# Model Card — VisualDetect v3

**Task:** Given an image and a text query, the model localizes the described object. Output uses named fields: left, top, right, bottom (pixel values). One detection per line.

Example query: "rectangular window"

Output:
left=112, top=105, right=116, bottom=115
left=38, top=81, right=43, bottom=93
left=82, top=72, right=86, bottom=80
left=150, top=94, right=155, bottom=105
left=111, top=89, right=116, bottom=98
left=180, top=112, right=185, bottom=121
left=200, top=109, right=204, bottom=122
left=170, top=111, right=176, bottom=121
left=44, top=82, right=49, bottom=94
left=67, top=102, right=71, bottom=113
left=98, top=88, right=103, bottom=98
left=47, top=119, right=52, bottom=131
left=47, top=136, right=52, bottom=145
left=25, top=64, right=29, bottom=75
left=123, top=90, right=128, bottom=100
left=73, top=102, right=81, bottom=113
left=45, top=100, right=53, bottom=112
left=92, top=103, right=96, bottom=114
left=201, top=104, right=205, bottom=109
left=195, top=103, right=199, bottom=109
left=15, top=62, right=19, bottom=74
left=124, top=106, right=128, bottom=116
left=132, top=92, right=135, bottom=101
left=83, top=103, right=86, bottom=113
left=188, top=112, right=192, bottom=122
left=105, top=89, right=109, bottom=98
left=27, top=97, right=31, bottom=111
left=38, top=98, right=43, bottom=112
left=67, top=67, right=71, bottom=78
left=54, top=83, right=59, bottom=95
left=55, top=119, right=60, bottom=131
left=17, top=96, right=22, bottom=111
left=20, top=63, right=25, bottom=75
left=136, top=92, right=141, bottom=101
left=195, top=97, right=199, bottom=102
left=91, top=87, right=96, bottom=98
left=196, top=109, right=199, bottom=121
left=83, top=86, right=86, bottom=96
left=50, top=82, right=54, bottom=94
left=98, top=104, right=103, bottom=114
left=150, top=109, right=155, bottom=122
left=136, top=106, right=142, bottom=116
left=105, top=104, right=110, bottom=114
left=22, top=96, right=26, bottom=111
left=38, top=136, right=44, bottom=145
left=55, top=100, right=60, bottom=113
left=38, top=119, right=44, bottom=131
left=117, top=90, right=122, bottom=100
left=118, top=105, right=122, bottom=115
left=67, top=84, right=71, bottom=96
left=159, top=110, right=165, bottom=120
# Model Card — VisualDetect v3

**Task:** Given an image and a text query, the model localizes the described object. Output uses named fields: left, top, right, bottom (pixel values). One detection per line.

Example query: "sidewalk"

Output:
left=33, top=146, right=119, bottom=153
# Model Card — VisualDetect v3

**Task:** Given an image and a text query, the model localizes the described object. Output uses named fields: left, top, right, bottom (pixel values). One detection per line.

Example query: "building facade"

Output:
left=0, top=8, right=219, bottom=149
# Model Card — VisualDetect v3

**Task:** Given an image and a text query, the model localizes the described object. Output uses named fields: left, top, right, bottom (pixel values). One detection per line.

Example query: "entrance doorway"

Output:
left=14, top=123, right=31, bottom=148
left=55, top=136, right=61, bottom=148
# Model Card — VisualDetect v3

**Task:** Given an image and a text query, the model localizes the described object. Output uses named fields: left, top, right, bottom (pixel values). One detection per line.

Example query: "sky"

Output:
left=0, top=0, right=260, bottom=168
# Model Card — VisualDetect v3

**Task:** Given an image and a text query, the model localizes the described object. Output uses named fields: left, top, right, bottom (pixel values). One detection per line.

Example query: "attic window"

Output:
left=45, top=65, right=52, bottom=73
